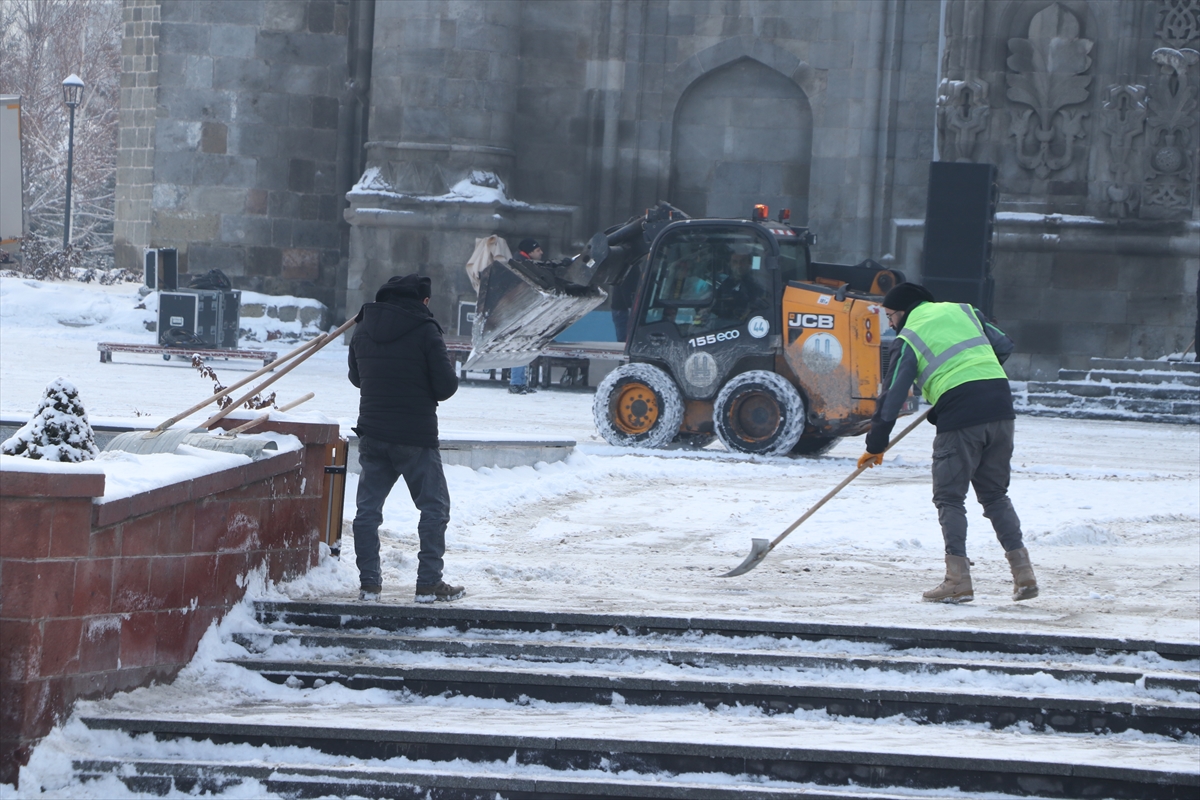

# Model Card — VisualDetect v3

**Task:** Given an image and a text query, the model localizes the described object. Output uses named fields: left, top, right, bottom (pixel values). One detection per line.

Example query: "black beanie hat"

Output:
left=882, top=282, right=935, bottom=312
left=518, top=238, right=540, bottom=255
left=376, top=274, right=431, bottom=302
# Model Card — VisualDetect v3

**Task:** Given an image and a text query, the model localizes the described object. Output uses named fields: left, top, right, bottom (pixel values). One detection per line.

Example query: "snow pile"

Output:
left=351, top=167, right=533, bottom=208
left=237, top=290, right=327, bottom=343
left=0, top=277, right=153, bottom=334
left=1028, top=522, right=1122, bottom=546
left=1, top=379, right=98, bottom=462
left=350, top=165, right=390, bottom=194
left=92, top=432, right=301, bottom=503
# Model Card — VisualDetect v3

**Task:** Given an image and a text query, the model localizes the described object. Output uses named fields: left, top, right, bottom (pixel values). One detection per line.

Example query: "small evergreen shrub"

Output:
left=1, top=378, right=99, bottom=462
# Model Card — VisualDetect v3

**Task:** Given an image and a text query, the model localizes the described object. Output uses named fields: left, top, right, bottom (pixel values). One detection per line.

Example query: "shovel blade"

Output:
left=720, top=538, right=772, bottom=577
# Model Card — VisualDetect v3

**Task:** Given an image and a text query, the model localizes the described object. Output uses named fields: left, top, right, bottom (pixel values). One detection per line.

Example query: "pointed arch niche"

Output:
left=670, top=58, right=813, bottom=222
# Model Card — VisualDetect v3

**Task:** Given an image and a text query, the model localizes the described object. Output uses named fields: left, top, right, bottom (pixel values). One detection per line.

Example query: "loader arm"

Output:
left=465, top=203, right=688, bottom=370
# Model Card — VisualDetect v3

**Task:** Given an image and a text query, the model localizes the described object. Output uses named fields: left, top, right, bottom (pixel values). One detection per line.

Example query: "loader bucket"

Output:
left=465, top=259, right=606, bottom=370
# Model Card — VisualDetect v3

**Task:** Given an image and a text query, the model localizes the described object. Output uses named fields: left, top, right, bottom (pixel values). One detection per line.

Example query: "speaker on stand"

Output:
left=921, top=162, right=998, bottom=317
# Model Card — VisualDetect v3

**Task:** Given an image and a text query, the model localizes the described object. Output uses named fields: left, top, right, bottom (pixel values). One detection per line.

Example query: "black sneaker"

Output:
left=414, top=580, right=465, bottom=603
left=508, top=385, right=526, bottom=394
left=359, top=585, right=381, bottom=602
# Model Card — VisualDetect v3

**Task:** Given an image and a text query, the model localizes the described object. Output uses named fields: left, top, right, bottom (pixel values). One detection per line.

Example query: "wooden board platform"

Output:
left=97, top=342, right=278, bottom=366
left=443, top=336, right=625, bottom=388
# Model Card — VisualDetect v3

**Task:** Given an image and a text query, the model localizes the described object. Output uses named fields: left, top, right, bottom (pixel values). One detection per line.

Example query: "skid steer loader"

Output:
left=468, top=203, right=914, bottom=456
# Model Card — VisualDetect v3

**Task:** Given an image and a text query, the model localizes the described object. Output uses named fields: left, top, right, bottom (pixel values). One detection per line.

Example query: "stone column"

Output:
left=113, top=0, right=161, bottom=273
left=346, top=0, right=575, bottom=330
left=367, top=0, right=520, bottom=193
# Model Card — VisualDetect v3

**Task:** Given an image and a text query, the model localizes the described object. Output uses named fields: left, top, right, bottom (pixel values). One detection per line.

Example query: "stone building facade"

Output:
left=115, top=0, right=1199, bottom=379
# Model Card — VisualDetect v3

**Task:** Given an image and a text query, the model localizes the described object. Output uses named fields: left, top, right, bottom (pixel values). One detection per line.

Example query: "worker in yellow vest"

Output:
left=858, top=283, right=1038, bottom=604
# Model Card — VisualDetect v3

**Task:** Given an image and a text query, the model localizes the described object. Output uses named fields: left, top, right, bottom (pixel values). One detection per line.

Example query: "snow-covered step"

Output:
left=226, top=656, right=1199, bottom=738
left=78, top=704, right=1200, bottom=800
left=1014, top=356, right=1200, bottom=425
left=233, top=603, right=1198, bottom=738
left=71, top=761, right=1050, bottom=800
left=1020, top=395, right=1200, bottom=424
left=71, top=757, right=954, bottom=800
left=251, top=601, right=1200, bottom=661
left=231, top=627, right=1200, bottom=691
left=1026, top=381, right=1200, bottom=400
left=1087, top=358, right=1200, bottom=374
left=1081, top=371, right=1200, bottom=387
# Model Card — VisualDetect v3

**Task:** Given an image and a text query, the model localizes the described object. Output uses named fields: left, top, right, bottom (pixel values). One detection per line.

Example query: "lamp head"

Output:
left=62, top=74, right=84, bottom=107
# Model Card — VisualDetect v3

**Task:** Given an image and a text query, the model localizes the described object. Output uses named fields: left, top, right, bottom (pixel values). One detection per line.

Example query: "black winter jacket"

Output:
left=348, top=297, right=459, bottom=448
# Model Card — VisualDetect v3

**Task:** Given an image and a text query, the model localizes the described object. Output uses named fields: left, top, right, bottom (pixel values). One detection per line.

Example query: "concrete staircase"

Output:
left=1015, top=357, right=1200, bottom=425
left=72, top=602, right=1199, bottom=799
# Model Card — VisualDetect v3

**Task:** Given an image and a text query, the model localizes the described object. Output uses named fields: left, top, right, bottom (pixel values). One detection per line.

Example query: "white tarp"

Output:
left=464, top=234, right=512, bottom=292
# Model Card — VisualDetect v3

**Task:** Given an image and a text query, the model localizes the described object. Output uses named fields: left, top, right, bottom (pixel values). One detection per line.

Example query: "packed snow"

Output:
left=1, top=276, right=1197, bottom=798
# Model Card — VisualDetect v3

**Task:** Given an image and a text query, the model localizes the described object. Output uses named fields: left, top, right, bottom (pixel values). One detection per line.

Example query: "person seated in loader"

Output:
left=857, top=282, right=1038, bottom=605
left=713, top=250, right=767, bottom=323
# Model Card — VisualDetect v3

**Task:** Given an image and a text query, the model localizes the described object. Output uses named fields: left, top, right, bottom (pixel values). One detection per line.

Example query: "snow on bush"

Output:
left=1, top=378, right=99, bottom=462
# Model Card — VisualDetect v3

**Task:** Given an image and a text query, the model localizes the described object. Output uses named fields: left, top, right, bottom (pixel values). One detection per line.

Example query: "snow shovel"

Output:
left=106, top=392, right=317, bottom=455
left=721, top=407, right=932, bottom=577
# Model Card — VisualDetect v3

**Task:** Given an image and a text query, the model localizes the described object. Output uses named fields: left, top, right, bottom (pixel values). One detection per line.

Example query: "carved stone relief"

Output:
left=1006, top=3, right=1093, bottom=179
left=1157, top=0, right=1200, bottom=49
left=1140, top=47, right=1200, bottom=217
left=937, top=78, right=991, bottom=162
left=1099, top=85, right=1148, bottom=217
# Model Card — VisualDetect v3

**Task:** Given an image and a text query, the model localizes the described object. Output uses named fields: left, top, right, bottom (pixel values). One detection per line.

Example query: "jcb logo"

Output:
left=787, top=313, right=834, bottom=329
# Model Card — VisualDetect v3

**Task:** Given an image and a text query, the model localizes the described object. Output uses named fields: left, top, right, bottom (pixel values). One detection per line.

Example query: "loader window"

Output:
left=643, top=226, right=771, bottom=337
left=778, top=240, right=810, bottom=284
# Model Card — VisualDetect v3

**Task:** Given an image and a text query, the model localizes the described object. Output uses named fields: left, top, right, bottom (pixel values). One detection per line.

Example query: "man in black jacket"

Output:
left=348, top=274, right=463, bottom=603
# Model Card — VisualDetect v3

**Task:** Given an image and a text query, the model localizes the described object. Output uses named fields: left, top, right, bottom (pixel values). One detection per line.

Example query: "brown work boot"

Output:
left=922, top=555, right=974, bottom=603
left=414, top=580, right=465, bottom=604
left=1005, top=546, right=1039, bottom=601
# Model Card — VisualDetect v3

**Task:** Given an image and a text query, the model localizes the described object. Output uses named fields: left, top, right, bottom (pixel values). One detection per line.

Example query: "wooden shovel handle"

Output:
left=200, top=320, right=352, bottom=430
left=767, top=407, right=932, bottom=550
left=219, top=391, right=316, bottom=436
left=148, top=318, right=353, bottom=435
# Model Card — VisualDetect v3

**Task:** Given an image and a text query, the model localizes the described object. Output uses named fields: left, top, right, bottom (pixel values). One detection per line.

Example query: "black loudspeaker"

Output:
left=143, top=247, right=179, bottom=291
left=143, top=249, right=157, bottom=289
left=922, top=162, right=997, bottom=316
left=159, top=247, right=178, bottom=291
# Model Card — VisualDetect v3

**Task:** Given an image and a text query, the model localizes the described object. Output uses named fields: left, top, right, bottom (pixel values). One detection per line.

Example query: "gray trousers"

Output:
left=352, top=435, right=450, bottom=589
left=931, top=419, right=1024, bottom=557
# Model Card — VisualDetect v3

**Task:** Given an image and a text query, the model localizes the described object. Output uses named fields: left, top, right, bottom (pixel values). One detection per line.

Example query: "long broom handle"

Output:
left=200, top=319, right=355, bottom=429
left=221, top=392, right=316, bottom=436
left=147, top=319, right=352, bottom=436
left=765, top=407, right=932, bottom=551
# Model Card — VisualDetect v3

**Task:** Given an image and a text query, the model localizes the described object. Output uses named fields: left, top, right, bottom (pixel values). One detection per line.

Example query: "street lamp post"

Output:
left=61, top=74, right=84, bottom=249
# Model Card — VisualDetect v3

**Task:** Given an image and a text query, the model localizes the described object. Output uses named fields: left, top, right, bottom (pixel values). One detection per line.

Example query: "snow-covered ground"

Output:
left=2, top=276, right=1198, bottom=797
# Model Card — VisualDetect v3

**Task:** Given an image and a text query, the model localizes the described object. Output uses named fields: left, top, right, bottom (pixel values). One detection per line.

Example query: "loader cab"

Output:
left=629, top=219, right=801, bottom=400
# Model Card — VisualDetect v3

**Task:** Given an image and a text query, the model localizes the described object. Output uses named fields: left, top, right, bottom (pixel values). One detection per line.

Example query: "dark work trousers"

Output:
left=930, top=419, right=1024, bottom=557
left=352, top=434, right=450, bottom=590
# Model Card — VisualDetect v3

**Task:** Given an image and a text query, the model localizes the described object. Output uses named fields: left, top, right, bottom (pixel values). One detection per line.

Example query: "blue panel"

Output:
left=554, top=310, right=619, bottom=342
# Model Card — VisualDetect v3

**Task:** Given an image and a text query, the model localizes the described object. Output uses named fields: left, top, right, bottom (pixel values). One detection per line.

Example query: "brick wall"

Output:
left=0, top=419, right=338, bottom=786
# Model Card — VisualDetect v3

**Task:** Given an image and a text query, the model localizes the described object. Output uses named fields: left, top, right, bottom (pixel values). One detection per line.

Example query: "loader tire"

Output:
left=713, top=370, right=806, bottom=456
left=594, top=363, right=684, bottom=449
left=790, top=435, right=839, bottom=457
